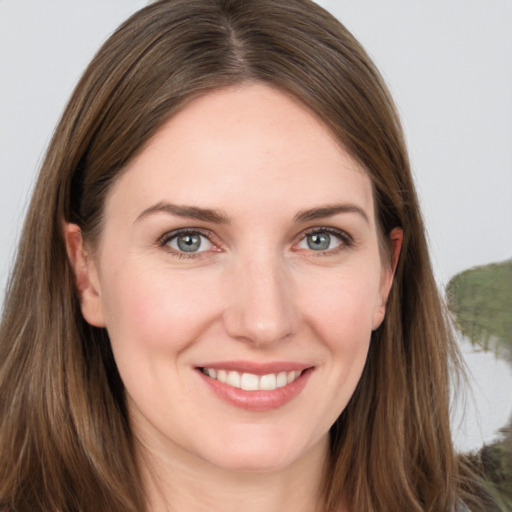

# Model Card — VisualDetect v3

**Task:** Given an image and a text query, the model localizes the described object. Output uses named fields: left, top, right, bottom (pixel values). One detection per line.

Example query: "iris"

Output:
left=307, top=233, right=331, bottom=251
left=177, top=234, right=202, bottom=252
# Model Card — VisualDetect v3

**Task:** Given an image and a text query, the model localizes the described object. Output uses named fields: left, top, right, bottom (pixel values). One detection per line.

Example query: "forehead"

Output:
left=105, top=83, right=375, bottom=224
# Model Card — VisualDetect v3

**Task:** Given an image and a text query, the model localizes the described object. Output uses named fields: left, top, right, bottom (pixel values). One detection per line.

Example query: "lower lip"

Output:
left=197, top=368, right=313, bottom=412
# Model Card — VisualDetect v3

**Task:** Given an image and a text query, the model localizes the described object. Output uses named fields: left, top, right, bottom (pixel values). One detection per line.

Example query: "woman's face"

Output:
left=73, top=83, right=398, bottom=473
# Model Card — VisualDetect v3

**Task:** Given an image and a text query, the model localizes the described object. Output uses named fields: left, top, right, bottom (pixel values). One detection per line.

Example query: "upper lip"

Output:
left=195, top=361, right=313, bottom=375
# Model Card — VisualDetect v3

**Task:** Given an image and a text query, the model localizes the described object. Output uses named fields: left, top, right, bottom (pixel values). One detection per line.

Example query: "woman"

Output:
left=0, top=0, right=487, bottom=511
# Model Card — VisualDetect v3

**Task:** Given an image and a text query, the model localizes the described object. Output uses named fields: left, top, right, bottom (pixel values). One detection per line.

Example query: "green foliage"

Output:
left=446, top=259, right=512, bottom=357
left=447, top=259, right=512, bottom=510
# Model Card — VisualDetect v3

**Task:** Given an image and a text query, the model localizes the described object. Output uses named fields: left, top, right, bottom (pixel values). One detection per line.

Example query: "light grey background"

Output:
left=1, top=0, right=511, bottom=452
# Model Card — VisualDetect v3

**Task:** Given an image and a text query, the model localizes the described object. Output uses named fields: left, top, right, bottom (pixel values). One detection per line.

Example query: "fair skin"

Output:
left=65, top=83, right=402, bottom=512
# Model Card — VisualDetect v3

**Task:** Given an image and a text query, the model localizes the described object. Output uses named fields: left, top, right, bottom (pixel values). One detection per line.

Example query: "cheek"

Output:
left=300, top=265, right=380, bottom=397
left=293, top=270, right=378, bottom=433
left=301, top=266, right=382, bottom=343
left=99, top=263, right=221, bottom=359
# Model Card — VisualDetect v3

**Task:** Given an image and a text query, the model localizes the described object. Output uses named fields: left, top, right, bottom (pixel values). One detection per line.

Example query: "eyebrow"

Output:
left=293, top=204, right=370, bottom=224
left=135, top=201, right=230, bottom=224
left=135, top=201, right=369, bottom=225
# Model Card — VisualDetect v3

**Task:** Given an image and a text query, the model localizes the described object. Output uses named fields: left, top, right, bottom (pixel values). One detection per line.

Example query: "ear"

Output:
left=372, top=227, right=403, bottom=330
left=63, top=223, right=106, bottom=327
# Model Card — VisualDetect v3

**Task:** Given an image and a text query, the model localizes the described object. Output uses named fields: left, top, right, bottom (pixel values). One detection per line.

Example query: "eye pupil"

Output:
left=307, top=233, right=330, bottom=251
left=177, top=234, right=201, bottom=252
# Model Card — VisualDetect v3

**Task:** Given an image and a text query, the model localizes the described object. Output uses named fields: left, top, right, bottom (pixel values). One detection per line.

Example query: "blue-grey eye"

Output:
left=298, top=231, right=343, bottom=251
left=307, top=233, right=330, bottom=250
left=167, top=233, right=212, bottom=253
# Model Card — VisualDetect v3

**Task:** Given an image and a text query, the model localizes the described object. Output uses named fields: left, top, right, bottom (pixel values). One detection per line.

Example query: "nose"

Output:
left=222, top=251, right=298, bottom=346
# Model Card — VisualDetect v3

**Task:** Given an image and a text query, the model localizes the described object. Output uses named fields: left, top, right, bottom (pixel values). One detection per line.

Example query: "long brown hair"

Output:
left=0, top=1, right=482, bottom=510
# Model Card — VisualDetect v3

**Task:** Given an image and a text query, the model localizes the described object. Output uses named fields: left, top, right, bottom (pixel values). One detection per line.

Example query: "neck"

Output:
left=136, top=433, right=330, bottom=512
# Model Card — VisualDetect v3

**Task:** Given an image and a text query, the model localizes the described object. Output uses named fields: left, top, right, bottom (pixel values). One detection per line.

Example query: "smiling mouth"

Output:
left=200, top=368, right=305, bottom=391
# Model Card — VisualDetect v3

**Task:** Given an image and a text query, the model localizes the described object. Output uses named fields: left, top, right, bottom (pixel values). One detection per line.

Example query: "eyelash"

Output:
left=157, top=227, right=354, bottom=259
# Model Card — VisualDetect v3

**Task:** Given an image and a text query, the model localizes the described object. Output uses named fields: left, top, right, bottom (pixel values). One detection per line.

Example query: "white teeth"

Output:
left=202, top=367, right=304, bottom=391
left=226, top=371, right=241, bottom=388
left=259, top=373, right=277, bottom=390
left=276, top=371, right=288, bottom=388
left=240, top=373, right=259, bottom=391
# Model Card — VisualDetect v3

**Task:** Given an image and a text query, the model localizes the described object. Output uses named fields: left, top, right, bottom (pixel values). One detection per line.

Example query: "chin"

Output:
left=195, top=430, right=326, bottom=474
left=205, top=452, right=298, bottom=474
